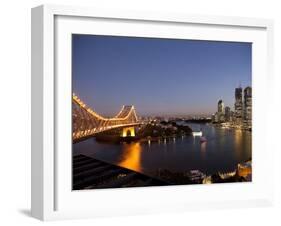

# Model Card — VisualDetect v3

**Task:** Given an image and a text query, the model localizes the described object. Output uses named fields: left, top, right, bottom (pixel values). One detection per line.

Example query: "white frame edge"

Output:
left=31, top=6, right=43, bottom=220
left=32, top=5, right=55, bottom=220
left=31, top=4, right=274, bottom=221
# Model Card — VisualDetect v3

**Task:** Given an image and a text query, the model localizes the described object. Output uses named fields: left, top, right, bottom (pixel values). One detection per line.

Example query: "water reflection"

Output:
left=118, top=142, right=142, bottom=172
left=200, top=141, right=207, bottom=160
left=234, top=129, right=243, bottom=158
left=200, top=141, right=207, bottom=153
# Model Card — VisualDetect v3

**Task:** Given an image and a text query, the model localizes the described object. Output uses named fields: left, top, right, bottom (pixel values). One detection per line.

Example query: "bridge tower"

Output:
left=121, top=127, right=136, bottom=137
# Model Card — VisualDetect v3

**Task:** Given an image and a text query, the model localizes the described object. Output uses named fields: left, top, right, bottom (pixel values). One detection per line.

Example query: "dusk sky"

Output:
left=72, top=34, right=251, bottom=117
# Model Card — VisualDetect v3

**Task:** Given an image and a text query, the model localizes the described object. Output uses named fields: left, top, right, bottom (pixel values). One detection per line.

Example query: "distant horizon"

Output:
left=73, top=34, right=252, bottom=117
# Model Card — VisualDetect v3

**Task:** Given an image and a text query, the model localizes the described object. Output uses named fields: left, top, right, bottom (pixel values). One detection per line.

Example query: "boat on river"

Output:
left=200, top=136, right=207, bottom=143
left=192, top=131, right=202, bottom=136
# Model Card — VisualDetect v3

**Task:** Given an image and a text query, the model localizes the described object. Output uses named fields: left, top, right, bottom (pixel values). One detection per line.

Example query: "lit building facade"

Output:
left=218, top=100, right=224, bottom=113
left=212, top=86, right=252, bottom=128
left=214, top=112, right=219, bottom=123
left=211, top=114, right=216, bottom=123
left=225, top=106, right=231, bottom=122
left=244, top=86, right=252, bottom=127
left=217, top=100, right=225, bottom=122
left=234, top=87, right=243, bottom=124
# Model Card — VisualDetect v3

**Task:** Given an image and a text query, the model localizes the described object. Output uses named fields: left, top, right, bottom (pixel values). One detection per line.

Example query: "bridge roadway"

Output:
left=73, top=122, right=142, bottom=143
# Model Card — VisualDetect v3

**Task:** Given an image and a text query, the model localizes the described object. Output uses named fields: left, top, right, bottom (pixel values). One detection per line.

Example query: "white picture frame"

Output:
left=31, top=4, right=274, bottom=221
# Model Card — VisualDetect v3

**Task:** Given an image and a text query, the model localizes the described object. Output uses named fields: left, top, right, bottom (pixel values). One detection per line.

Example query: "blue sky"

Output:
left=72, top=34, right=251, bottom=117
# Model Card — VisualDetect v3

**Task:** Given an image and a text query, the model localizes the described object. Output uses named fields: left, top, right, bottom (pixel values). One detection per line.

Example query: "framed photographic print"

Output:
left=31, top=4, right=274, bottom=220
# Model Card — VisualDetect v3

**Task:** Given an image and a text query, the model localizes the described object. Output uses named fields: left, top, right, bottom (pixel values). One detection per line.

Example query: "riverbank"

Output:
left=212, top=122, right=252, bottom=131
left=95, top=122, right=193, bottom=144
left=154, top=159, right=252, bottom=185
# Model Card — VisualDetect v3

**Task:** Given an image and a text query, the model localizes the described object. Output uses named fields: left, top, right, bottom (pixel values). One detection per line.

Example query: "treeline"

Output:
left=184, top=119, right=211, bottom=123
left=139, top=123, right=192, bottom=138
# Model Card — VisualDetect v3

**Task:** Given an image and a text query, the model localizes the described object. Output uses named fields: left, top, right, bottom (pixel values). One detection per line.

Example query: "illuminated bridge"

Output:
left=73, top=94, right=140, bottom=141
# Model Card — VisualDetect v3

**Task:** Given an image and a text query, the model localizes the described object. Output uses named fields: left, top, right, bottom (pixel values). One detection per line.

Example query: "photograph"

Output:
left=72, top=34, right=252, bottom=190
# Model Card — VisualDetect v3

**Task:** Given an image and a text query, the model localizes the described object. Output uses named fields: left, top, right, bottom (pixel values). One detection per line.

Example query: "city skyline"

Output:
left=72, top=34, right=252, bottom=116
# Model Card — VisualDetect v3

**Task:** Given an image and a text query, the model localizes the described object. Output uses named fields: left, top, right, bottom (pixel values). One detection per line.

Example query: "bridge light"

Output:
left=73, top=95, right=139, bottom=141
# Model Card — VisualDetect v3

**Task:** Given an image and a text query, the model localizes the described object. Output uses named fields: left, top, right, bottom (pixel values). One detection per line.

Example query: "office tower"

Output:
left=244, top=86, right=252, bottom=126
left=225, top=106, right=231, bottom=122
left=217, top=100, right=225, bottom=122
left=234, top=87, right=243, bottom=125
left=218, top=100, right=224, bottom=114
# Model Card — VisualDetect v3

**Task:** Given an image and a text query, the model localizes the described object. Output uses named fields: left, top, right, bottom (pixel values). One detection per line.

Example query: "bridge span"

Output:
left=72, top=94, right=140, bottom=141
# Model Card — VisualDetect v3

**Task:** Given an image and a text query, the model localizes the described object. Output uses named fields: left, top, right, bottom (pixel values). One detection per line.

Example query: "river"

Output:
left=73, top=123, right=251, bottom=176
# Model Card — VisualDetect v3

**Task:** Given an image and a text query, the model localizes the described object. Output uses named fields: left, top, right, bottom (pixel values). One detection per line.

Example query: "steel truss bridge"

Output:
left=72, top=94, right=139, bottom=141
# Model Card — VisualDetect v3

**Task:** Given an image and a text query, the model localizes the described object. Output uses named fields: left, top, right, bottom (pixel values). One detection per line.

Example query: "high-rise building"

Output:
left=211, top=113, right=218, bottom=123
left=234, top=87, right=243, bottom=124
left=244, top=86, right=252, bottom=126
left=218, top=100, right=224, bottom=114
left=230, top=110, right=235, bottom=122
left=217, top=100, right=225, bottom=122
left=225, top=106, right=231, bottom=122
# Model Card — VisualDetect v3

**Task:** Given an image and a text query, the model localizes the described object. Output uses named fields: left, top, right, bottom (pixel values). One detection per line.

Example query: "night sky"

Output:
left=72, top=34, right=251, bottom=117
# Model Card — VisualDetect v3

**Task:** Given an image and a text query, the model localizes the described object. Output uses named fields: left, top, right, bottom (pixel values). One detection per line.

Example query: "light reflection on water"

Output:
left=118, top=142, right=142, bottom=172
left=73, top=123, right=251, bottom=176
left=200, top=141, right=207, bottom=159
